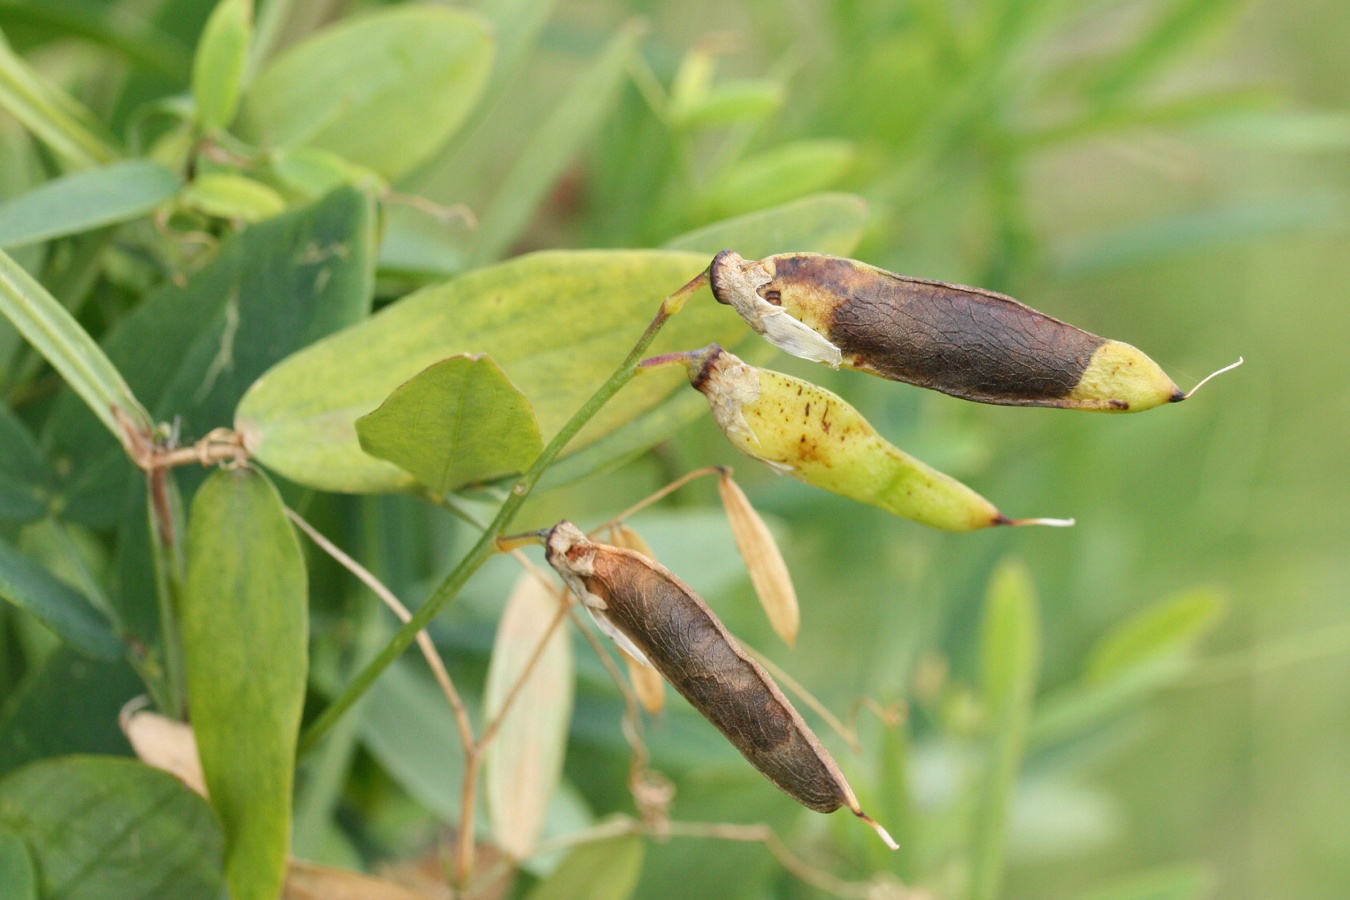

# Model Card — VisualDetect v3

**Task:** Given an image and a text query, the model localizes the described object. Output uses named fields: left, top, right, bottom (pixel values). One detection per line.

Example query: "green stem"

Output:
left=297, top=272, right=707, bottom=757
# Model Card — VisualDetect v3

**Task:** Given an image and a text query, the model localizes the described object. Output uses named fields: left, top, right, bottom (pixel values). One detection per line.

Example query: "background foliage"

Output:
left=0, top=0, right=1347, bottom=897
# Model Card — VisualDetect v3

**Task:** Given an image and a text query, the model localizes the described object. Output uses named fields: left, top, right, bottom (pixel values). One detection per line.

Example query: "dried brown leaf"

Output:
left=620, top=646, right=666, bottom=714
left=483, top=571, right=574, bottom=860
left=283, top=860, right=441, bottom=900
left=607, top=523, right=654, bottom=557
left=118, top=700, right=208, bottom=797
left=718, top=473, right=799, bottom=646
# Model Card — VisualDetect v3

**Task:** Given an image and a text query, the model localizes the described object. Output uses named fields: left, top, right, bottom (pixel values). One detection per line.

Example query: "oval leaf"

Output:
left=697, top=139, right=856, bottom=222
left=0, top=160, right=180, bottom=249
left=664, top=192, right=869, bottom=260
left=525, top=832, right=644, bottom=900
left=236, top=249, right=747, bottom=493
left=183, top=466, right=307, bottom=900
left=0, top=756, right=223, bottom=900
left=485, top=572, right=573, bottom=859
left=0, top=824, right=36, bottom=900
left=356, top=354, right=543, bottom=494
left=237, top=7, right=494, bottom=178
left=180, top=172, right=287, bottom=222
left=0, top=536, right=121, bottom=659
left=192, top=0, right=253, bottom=132
left=0, top=405, right=54, bottom=523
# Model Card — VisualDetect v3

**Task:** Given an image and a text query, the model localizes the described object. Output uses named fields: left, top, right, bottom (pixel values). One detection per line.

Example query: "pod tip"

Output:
left=855, top=809, right=899, bottom=850
left=998, top=515, right=1076, bottom=528
left=1179, top=356, right=1244, bottom=401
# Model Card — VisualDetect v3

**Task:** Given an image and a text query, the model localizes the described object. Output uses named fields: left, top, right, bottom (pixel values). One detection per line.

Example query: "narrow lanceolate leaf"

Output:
left=237, top=6, right=494, bottom=178
left=0, top=756, right=223, bottom=900
left=0, top=405, right=53, bottom=523
left=0, top=248, right=153, bottom=444
left=664, top=192, right=869, bottom=260
left=183, top=467, right=307, bottom=900
left=0, top=161, right=179, bottom=249
left=525, top=833, right=645, bottom=900
left=0, top=39, right=119, bottom=168
left=0, top=537, right=121, bottom=659
left=717, top=473, right=798, bottom=647
left=1087, top=588, right=1225, bottom=682
left=484, top=571, right=573, bottom=860
left=471, top=22, right=641, bottom=263
left=356, top=354, right=543, bottom=494
left=192, top=0, right=253, bottom=132
left=970, top=560, right=1041, bottom=900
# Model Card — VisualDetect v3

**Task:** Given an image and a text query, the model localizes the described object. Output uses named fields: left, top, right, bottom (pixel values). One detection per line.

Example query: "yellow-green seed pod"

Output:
left=710, top=250, right=1185, bottom=413
left=685, top=345, right=1070, bottom=532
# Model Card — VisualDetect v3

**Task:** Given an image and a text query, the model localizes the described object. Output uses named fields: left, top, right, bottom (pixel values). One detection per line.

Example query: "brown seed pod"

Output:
left=544, top=521, right=896, bottom=848
left=710, top=250, right=1186, bottom=412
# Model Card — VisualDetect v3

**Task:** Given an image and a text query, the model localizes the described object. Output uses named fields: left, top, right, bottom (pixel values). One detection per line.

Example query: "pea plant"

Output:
left=0, top=1, right=1251, bottom=899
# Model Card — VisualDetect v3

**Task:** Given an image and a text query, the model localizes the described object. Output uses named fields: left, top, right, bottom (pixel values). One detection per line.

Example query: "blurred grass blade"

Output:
left=0, top=825, right=36, bottom=900
left=717, top=473, right=798, bottom=647
left=471, top=22, right=642, bottom=263
left=485, top=571, right=573, bottom=860
left=192, top=0, right=253, bottom=132
left=525, top=832, right=644, bottom=900
left=0, top=33, right=119, bottom=167
left=696, top=139, right=855, bottom=223
left=0, top=2, right=191, bottom=80
left=673, top=79, right=785, bottom=130
left=236, top=249, right=746, bottom=494
left=0, top=757, right=223, bottom=900
left=1087, top=588, right=1225, bottom=682
left=473, top=0, right=561, bottom=96
left=183, top=467, right=307, bottom=900
left=356, top=354, right=544, bottom=495
left=970, top=559, right=1040, bottom=900
left=179, top=172, right=286, bottom=222
left=0, top=405, right=53, bottom=523
left=0, top=536, right=121, bottom=660
left=0, top=247, right=153, bottom=445
left=0, top=160, right=179, bottom=249
left=1091, top=0, right=1245, bottom=101
left=1077, top=862, right=1216, bottom=900
left=237, top=6, right=494, bottom=179
left=664, top=192, right=869, bottom=259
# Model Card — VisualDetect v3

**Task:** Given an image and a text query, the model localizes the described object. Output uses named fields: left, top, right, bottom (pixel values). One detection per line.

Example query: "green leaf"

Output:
left=525, top=832, right=645, bottom=900
left=192, top=0, right=252, bottom=132
left=663, top=192, right=870, bottom=259
left=0, top=247, right=153, bottom=447
left=696, top=139, right=856, bottom=223
left=1078, top=863, right=1216, bottom=900
left=471, top=22, right=640, bottom=263
left=0, top=36, right=119, bottom=168
left=0, top=160, right=179, bottom=249
left=1091, top=0, right=1245, bottom=101
left=0, top=646, right=140, bottom=777
left=237, top=6, right=494, bottom=179
left=672, top=79, right=785, bottom=130
left=1087, top=588, right=1226, bottom=683
left=357, top=354, right=544, bottom=494
left=970, top=559, right=1040, bottom=900
left=236, top=249, right=749, bottom=494
left=357, top=657, right=471, bottom=823
left=485, top=572, right=573, bottom=859
left=472, top=0, right=561, bottom=96
left=0, top=536, right=121, bottom=659
left=45, top=186, right=375, bottom=527
left=0, top=405, right=53, bottom=523
left=179, top=171, right=286, bottom=222
left=0, top=823, right=36, bottom=899
left=0, top=756, right=223, bottom=900
left=182, top=466, right=306, bottom=900
left=270, top=146, right=384, bottom=200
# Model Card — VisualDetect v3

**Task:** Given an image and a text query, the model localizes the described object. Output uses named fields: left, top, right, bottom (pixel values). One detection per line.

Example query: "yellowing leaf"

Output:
left=484, top=572, right=573, bottom=860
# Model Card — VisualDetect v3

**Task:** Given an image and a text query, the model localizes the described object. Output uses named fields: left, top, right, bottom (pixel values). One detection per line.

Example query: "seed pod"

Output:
left=685, top=345, right=1070, bottom=532
left=710, top=250, right=1183, bottom=412
left=544, top=521, right=896, bottom=848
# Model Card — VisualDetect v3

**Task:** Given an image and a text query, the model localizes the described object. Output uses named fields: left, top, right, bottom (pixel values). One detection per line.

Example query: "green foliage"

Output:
left=0, top=0, right=1337, bottom=897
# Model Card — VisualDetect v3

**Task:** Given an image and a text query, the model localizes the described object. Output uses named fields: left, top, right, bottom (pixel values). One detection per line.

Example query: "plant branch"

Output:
left=297, top=266, right=707, bottom=758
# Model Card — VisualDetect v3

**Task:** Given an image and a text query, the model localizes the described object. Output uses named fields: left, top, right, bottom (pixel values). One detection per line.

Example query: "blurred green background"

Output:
left=1, top=0, right=1347, bottom=897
